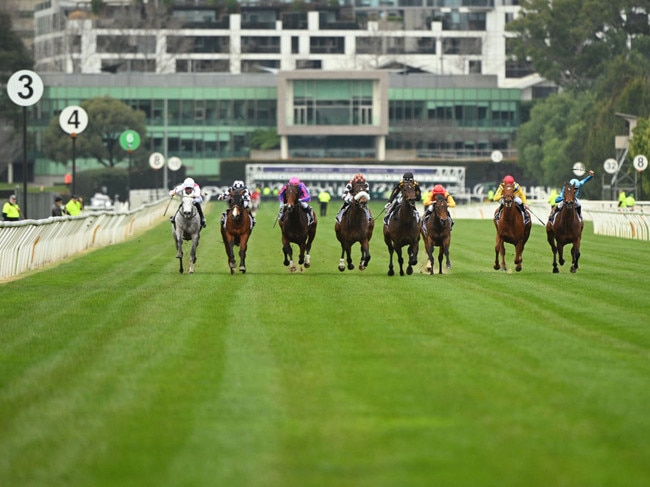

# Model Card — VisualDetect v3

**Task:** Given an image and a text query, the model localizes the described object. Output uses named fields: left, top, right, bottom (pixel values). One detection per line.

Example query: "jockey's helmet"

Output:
left=289, top=177, right=300, bottom=185
left=183, top=177, right=195, bottom=188
left=503, top=175, right=515, bottom=184
left=233, top=180, right=245, bottom=190
left=569, top=179, right=579, bottom=187
left=353, top=173, right=365, bottom=183
left=402, top=172, right=414, bottom=182
left=433, top=184, right=445, bottom=195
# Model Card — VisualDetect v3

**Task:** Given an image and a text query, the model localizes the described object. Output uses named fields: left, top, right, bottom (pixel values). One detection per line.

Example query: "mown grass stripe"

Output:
left=1, top=201, right=649, bottom=487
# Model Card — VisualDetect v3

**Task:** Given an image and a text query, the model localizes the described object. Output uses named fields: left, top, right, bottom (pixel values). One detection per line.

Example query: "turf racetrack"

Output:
left=1, top=201, right=649, bottom=487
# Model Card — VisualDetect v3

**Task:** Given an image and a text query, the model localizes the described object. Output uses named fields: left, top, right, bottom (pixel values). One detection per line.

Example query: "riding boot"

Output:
left=303, top=206, right=313, bottom=225
left=195, top=202, right=206, bottom=228
left=248, top=209, right=256, bottom=229
left=577, top=205, right=583, bottom=222
left=519, top=204, right=529, bottom=225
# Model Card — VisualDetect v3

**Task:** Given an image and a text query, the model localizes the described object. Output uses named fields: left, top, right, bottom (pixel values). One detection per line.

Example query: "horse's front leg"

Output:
left=338, top=246, right=347, bottom=272
left=385, top=239, right=396, bottom=276
left=395, top=245, right=406, bottom=276
left=437, top=246, right=445, bottom=275
left=514, top=241, right=524, bottom=272
left=282, top=240, right=296, bottom=272
left=188, top=235, right=199, bottom=274
left=570, top=241, right=581, bottom=273
left=494, top=237, right=505, bottom=271
left=345, top=244, right=354, bottom=270
left=175, top=235, right=184, bottom=274
left=238, top=235, right=249, bottom=273
left=359, top=240, right=370, bottom=271
left=546, top=228, right=560, bottom=273
left=425, top=240, right=435, bottom=275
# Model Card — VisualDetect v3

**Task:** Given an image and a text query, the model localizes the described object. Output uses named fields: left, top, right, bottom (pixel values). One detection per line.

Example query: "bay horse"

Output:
left=546, top=182, right=583, bottom=273
left=383, top=181, right=420, bottom=276
left=421, top=194, right=451, bottom=275
left=279, top=184, right=317, bottom=272
left=220, top=188, right=253, bottom=274
left=172, top=194, right=201, bottom=274
left=335, top=182, right=375, bottom=271
left=493, top=183, right=531, bottom=272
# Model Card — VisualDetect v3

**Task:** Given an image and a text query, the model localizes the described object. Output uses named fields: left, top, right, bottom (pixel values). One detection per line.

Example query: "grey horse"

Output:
left=172, top=194, right=201, bottom=274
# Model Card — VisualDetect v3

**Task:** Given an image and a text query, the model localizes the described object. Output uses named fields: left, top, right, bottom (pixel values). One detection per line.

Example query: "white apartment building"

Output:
left=33, top=0, right=547, bottom=94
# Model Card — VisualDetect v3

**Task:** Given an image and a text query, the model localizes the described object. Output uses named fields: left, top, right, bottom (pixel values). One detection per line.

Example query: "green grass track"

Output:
left=1, top=201, right=649, bottom=487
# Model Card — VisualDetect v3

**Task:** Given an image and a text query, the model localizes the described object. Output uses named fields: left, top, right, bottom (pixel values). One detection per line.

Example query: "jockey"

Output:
left=336, top=173, right=372, bottom=223
left=493, top=174, right=528, bottom=225
left=550, top=170, right=594, bottom=222
left=169, top=177, right=206, bottom=228
left=423, top=184, right=456, bottom=228
left=217, top=180, right=256, bottom=229
left=384, top=171, right=421, bottom=224
left=278, top=176, right=315, bottom=225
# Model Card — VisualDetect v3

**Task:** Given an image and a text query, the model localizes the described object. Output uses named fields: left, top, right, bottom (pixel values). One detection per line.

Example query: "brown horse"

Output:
left=335, top=182, right=375, bottom=271
left=546, top=182, right=583, bottom=273
left=279, top=184, right=317, bottom=272
left=220, top=188, right=253, bottom=274
left=421, top=194, right=451, bottom=275
left=494, top=183, right=531, bottom=272
left=383, top=181, right=420, bottom=276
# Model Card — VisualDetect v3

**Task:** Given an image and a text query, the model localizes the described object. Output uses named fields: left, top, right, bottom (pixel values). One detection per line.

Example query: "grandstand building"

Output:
left=24, top=0, right=554, bottom=187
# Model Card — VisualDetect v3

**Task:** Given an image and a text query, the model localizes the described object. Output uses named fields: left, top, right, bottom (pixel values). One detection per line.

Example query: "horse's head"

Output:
left=434, top=194, right=450, bottom=224
left=180, top=194, right=195, bottom=218
left=401, top=181, right=417, bottom=207
left=502, top=183, right=515, bottom=207
left=352, top=181, right=370, bottom=206
left=284, top=184, right=300, bottom=212
left=563, top=182, right=577, bottom=208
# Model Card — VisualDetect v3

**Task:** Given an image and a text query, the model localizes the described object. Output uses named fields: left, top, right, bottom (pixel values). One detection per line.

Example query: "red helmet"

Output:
left=503, top=175, right=515, bottom=184
left=432, top=184, right=445, bottom=195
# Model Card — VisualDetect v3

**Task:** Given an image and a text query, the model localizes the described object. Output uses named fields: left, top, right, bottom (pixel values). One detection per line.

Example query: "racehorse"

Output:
left=172, top=194, right=201, bottom=274
left=493, top=182, right=531, bottom=272
left=279, top=184, right=317, bottom=272
left=335, top=181, right=374, bottom=271
left=421, top=194, right=451, bottom=275
left=383, top=180, right=420, bottom=276
left=546, top=182, right=583, bottom=273
left=220, top=188, right=253, bottom=274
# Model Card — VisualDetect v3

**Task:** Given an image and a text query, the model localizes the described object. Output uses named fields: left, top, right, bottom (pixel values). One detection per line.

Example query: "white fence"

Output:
left=0, top=199, right=168, bottom=281
left=451, top=200, right=650, bottom=241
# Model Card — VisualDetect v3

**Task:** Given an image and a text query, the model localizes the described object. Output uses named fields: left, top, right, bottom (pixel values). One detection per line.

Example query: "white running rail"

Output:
left=0, top=199, right=167, bottom=281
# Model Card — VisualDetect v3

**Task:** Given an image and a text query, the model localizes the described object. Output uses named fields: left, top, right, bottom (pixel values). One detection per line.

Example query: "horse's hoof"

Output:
left=516, top=267, right=522, bottom=272
left=570, top=267, right=577, bottom=273
left=553, top=267, right=559, bottom=273
left=494, top=264, right=500, bottom=270
left=338, top=265, right=345, bottom=272
left=387, top=269, right=394, bottom=276
left=348, top=263, right=354, bottom=270
left=239, top=266, right=246, bottom=273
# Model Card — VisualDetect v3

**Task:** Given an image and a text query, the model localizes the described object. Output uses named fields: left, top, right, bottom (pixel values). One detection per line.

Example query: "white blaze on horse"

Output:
left=172, top=194, right=201, bottom=274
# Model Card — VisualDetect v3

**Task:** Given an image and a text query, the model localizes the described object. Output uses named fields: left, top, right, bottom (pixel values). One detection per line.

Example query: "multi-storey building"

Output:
left=24, top=0, right=553, bottom=188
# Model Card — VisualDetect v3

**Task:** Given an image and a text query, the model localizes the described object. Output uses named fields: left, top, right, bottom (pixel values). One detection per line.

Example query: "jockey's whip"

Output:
left=527, top=206, right=546, bottom=226
left=163, top=195, right=174, bottom=216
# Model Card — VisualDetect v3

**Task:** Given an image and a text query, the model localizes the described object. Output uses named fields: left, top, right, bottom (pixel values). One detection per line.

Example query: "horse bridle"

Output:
left=433, top=196, right=449, bottom=223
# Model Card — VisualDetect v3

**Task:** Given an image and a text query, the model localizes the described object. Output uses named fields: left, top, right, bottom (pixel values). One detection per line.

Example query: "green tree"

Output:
left=507, top=0, right=638, bottom=88
left=43, top=96, right=148, bottom=168
left=517, top=90, right=596, bottom=186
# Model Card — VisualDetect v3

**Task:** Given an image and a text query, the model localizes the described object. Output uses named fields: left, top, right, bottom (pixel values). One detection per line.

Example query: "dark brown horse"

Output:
left=494, top=183, right=531, bottom=272
left=383, top=181, right=420, bottom=276
left=421, top=194, right=451, bottom=275
left=279, top=184, right=317, bottom=272
left=335, top=182, right=375, bottom=271
left=220, top=188, right=253, bottom=274
left=546, top=182, right=583, bottom=273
